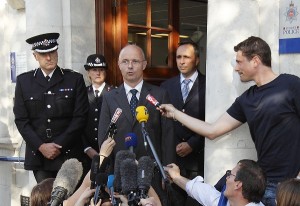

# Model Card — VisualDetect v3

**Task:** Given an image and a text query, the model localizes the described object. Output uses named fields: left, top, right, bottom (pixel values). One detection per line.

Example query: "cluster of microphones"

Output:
left=47, top=94, right=165, bottom=206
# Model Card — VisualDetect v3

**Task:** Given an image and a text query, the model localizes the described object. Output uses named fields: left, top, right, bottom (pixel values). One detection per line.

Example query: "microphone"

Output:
left=90, top=154, right=100, bottom=189
left=135, top=106, right=149, bottom=149
left=114, top=150, right=136, bottom=192
left=49, top=158, right=83, bottom=206
left=146, top=94, right=161, bottom=108
left=98, top=155, right=110, bottom=173
left=137, top=156, right=154, bottom=199
left=104, top=108, right=122, bottom=139
left=125, top=133, right=138, bottom=152
left=93, top=173, right=108, bottom=205
left=107, top=175, right=117, bottom=206
left=120, top=158, right=138, bottom=206
left=135, top=106, right=168, bottom=183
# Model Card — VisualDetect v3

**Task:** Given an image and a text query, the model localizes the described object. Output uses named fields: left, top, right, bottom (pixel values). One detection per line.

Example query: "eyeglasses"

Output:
left=119, top=59, right=145, bottom=67
left=226, top=170, right=236, bottom=178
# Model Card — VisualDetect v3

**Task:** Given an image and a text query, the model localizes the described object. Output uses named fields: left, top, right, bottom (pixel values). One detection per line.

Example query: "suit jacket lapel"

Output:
left=184, top=75, right=199, bottom=105
left=115, top=84, right=134, bottom=124
left=174, top=76, right=185, bottom=108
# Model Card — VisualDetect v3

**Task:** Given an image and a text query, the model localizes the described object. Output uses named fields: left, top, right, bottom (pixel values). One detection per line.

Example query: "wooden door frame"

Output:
left=96, top=0, right=180, bottom=86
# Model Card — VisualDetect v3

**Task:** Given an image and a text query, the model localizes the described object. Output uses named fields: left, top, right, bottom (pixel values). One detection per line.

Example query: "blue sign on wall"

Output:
left=279, top=1, right=300, bottom=54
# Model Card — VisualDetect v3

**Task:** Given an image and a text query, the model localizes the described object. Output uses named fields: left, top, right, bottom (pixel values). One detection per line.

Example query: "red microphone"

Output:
left=146, top=94, right=161, bottom=107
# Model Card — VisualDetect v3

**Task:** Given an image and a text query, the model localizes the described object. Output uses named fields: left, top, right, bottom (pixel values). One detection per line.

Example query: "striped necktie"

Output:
left=182, top=79, right=191, bottom=102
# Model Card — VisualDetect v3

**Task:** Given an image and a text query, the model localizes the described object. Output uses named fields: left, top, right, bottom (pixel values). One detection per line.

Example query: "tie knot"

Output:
left=95, top=90, right=99, bottom=97
left=130, top=89, right=138, bottom=96
left=183, top=79, right=191, bottom=85
left=46, top=75, right=50, bottom=82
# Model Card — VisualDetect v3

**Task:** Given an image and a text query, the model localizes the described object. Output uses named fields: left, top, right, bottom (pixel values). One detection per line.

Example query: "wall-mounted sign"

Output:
left=10, top=52, right=27, bottom=83
left=279, top=0, right=300, bottom=54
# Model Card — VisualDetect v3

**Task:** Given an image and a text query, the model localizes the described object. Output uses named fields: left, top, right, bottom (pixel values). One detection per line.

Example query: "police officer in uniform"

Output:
left=13, top=32, right=89, bottom=183
left=81, top=54, right=114, bottom=175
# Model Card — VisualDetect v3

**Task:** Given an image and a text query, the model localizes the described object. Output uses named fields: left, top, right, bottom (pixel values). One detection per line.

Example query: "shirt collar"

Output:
left=180, top=70, right=198, bottom=84
left=41, top=68, right=56, bottom=78
left=124, top=80, right=143, bottom=95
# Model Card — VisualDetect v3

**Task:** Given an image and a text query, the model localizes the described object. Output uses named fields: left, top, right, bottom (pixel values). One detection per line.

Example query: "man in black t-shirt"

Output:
left=158, top=36, right=300, bottom=206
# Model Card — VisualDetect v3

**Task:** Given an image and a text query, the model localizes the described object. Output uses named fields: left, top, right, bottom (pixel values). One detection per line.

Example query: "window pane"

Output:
left=151, top=32, right=169, bottom=66
left=151, top=0, right=168, bottom=28
left=128, top=27, right=147, bottom=56
left=128, top=0, right=147, bottom=25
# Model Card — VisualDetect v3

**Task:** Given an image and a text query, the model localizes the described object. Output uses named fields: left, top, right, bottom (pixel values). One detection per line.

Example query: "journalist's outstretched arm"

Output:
left=158, top=104, right=242, bottom=140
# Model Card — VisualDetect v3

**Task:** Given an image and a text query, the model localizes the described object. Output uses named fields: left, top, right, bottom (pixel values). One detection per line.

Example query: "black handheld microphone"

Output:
left=114, top=150, right=136, bottom=192
left=90, top=154, right=100, bottom=189
left=146, top=94, right=161, bottom=108
left=104, top=108, right=122, bottom=138
left=48, top=159, right=83, bottom=206
left=125, top=133, right=138, bottom=153
left=135, top=106, right=168, bottom=183
left=93, top=173, right=108, bottom=205
left=137, top=156, right=155, bottom=199
left=120, top=158, right=138, bottom=206
left=98, top=155, right=110, bottom=173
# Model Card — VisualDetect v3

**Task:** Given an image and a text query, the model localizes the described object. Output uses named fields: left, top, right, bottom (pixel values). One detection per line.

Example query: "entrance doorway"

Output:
left=96, top=0, right=207, bottom=86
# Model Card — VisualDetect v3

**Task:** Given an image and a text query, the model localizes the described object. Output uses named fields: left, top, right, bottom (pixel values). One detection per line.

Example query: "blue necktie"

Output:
left=218, top=185, right=228, bottom=206
left=182, top=79, right=191, bottom=102
left=130, top=89, right=138, bottom=117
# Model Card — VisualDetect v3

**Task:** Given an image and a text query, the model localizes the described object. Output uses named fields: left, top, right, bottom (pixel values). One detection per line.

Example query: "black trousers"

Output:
left=33, top=170, right=58, bottom=183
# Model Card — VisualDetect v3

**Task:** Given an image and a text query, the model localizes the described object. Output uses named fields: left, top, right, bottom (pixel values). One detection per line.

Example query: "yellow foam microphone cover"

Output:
left=136, top=106, right=149, bottom=123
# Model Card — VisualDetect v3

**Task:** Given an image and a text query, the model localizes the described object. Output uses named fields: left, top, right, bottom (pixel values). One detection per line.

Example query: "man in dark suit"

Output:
left=13, top=32, right=88, bottom=183
left=81, top=54, right=114, bottom=175
left=98, top=44, right=176, bottom=206
left=160, top=40, right=205, bottom=206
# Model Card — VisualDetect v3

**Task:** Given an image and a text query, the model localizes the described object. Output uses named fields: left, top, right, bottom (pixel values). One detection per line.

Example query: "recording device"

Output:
left=135, top=106, right=169, bottom=183
left=120, top=158, right=138, bottom=206
left=104, top=108, right=122, bottom=139
left=114, top=150, right=136, bottom=192
left=48, top=159, right=83, bottom=206
left=146, top=94, right=161, bottom=107
left=135, top=106, right=149, bottom=149
left=90, top=154, right=100, bottom=189
left=137, top=156, right=154, bottom=199
left=107, top=175, right=117, bottom=206
left=125, top=133, right=138, bottom=152
left=93, top=173, right=108, bottom=205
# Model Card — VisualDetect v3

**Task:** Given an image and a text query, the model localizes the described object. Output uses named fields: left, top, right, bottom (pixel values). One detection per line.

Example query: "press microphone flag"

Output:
left=136, top=106, right=149, bottom=123
left=125, top=133, right=138, bottom=152
left=104, top=108, right=122, bottom=138
left=146, top=94, right=161, bottom=107
left=49, top=158, right=83, bottom=206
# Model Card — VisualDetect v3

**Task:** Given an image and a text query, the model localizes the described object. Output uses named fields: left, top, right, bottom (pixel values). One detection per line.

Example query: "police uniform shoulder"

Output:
left=61, top=68, right=79, bottom=73
left=107, top=84, right=117, bottom=92
left=17, top=69, right=36, bottom=77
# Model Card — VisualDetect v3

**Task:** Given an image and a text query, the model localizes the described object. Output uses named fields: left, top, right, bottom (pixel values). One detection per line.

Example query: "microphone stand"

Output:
left=140, top=122, right=168, bottom=183
left=141, top=123, right=173, bottom=206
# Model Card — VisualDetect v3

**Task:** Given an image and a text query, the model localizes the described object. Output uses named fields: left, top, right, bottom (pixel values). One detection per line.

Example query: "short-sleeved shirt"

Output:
left=227, top=74, right=300, bottom=181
